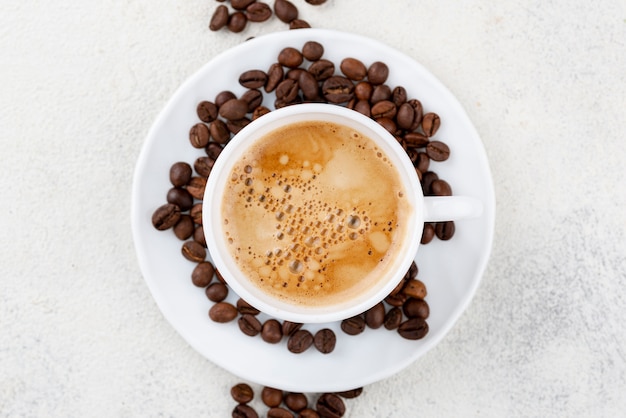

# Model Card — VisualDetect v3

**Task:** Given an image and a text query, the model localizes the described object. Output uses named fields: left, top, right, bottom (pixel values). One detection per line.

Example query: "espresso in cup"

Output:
left=221, top=120, right=412, bottom=308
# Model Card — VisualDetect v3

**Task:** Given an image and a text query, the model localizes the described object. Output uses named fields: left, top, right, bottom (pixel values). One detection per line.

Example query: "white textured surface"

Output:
left=1, top=0, right=625, bottom=416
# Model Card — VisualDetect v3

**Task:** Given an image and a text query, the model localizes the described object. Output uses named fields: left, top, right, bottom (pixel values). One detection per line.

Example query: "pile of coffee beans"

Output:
left=210, top=0, right=327, bottom=33
left=230, top=383, right=360, bottom=417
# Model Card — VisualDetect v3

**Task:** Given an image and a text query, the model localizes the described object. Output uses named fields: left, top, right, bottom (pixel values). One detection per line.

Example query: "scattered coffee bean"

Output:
left=398, top=317, right=429, bottom=340
left=166, top=187, right=193, bottom=211
left=205, top=282, right=229, bottom=302
left=227, top=11, right=248, bottom=33
left=210, top=119, right=231, bottom=144
left=152, top=203, right=181, bottom=230
left=392, top=86, right=407, bottom=107
left=302, top=41, right=324, bottom=61
left=340, top=315, right=365, bottom=336
left=384, top=306, right=403, bottom=330
left=186, top=176, right=206, bottom=200
left=403, top=298, right=430, bottom=319
left=246, top=2, right=272, bottom=22
left=364, top=302, right=386, bottom=329
left=237, top=298, right=260, bottom=315
left=241, top=89, right=263, bottom=112
left=238, top=314, right=263, bottom=336
left=278, top=47, right=304, bottom=68
left=189, top=123, right=210, bottom=148
left=232, top=403, right=259, bottom=418
left=305, top=0, right=326, bottom=4
left=316, top=393, right=345, bottom=418
left=231, top=0, right=255, bottom=10
left=289, top=19, right=310, bottom=29
left=219, top=98, right=249, bottom=120
left=298, top=409, right=320, bottom=418
left=384, top=292, right=407, bottom=307
left=284, top=392, right=308, bottom=412
left=209, top=5, right=229, bottom=31
left=370, top=84, right=391, bottom=103
left=231, top=382, right=254, bottom=404
left=335, top=388, right=363, bottom=399
left=308, top=59, right=334, bottom=81
left=403, top=279, right=427, bottom=299
left=197, top=101, right=218, bottom=123
left=193, top=225, right=207, bottom=247
left=367, top=61, right=389, bottom=85
left=181, top=240, right=206, bottom=262
left=313, top=328, right=336, bottom=354
left=189, top=202, right=203, bottom=225
left=267, top=407, right=294, bottom=418
left=262, top=387, right=284, bottom=408
left=215, top=90, right=237, bottom=107
left=191, top=261, right=215, bottom=287
left=340, top=57, right=367, bottom=81
left=275, top=78, right=300, bottom=103
left=421, top=112, right=441, bottom=137
left=430, top=179, right=452, bottom=196
left=205, top=142, right=223, bottom=160
left=194, top=156, right=213, bottom=179
left=287, top=329, right=314, bottom=353
left=209, top=301, right=238, bottom=323
left=173, top=215, right=194, bottom=240
left=426, top=140, right=450, bottom=162
left=274, top=0, right=298, bottom=23
left=239, top=70, right=268, bottom=89
left=169, top=162, right=192, bottom=187
left=261, top=319, right=283, bottom=343
left=435, top=220, right=455, bottom=240
left=322, top=76, right=354, bottom=103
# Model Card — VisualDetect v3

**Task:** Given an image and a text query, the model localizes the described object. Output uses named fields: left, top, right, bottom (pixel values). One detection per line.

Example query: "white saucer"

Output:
left=131, top=28, right=495, bottom=393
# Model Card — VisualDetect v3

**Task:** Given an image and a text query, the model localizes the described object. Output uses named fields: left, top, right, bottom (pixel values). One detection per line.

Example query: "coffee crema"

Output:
left=222, top=120, right=411, bottom=307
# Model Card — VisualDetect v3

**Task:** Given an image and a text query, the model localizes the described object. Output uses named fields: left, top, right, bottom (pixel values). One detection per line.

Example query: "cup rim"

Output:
left=203, top=103, right=424, bottom=323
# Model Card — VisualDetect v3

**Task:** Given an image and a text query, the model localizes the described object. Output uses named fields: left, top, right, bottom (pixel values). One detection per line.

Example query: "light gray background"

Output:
left=1, top=1, right=625, bottom=416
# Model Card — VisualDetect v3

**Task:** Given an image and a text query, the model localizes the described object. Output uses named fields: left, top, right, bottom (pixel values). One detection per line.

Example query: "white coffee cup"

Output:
left=203, top=103, right=482, bottom=323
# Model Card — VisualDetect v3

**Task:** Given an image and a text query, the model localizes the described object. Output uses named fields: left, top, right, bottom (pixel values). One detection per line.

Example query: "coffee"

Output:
left=221, top=120, right=412, bottom=308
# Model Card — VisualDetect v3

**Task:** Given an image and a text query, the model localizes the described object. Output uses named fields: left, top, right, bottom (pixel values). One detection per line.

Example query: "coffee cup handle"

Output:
left=422, top=196, right=483, bottom=222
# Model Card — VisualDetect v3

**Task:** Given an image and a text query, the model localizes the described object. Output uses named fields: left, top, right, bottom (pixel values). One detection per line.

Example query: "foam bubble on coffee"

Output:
left=222, top=120, right=411, bottom=307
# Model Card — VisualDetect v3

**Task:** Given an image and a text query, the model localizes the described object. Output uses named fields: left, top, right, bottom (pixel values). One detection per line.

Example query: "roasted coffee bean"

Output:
left=252, top=105, right=271, bottom=120
left=367, top=61, right=389, bottom=85
left=205, top=282, right=228, bottom=302
left=384, top=292, right=407, bottom=307
left=370, top=100, right=397, bottom=119
left=241, top=89, right=263, bottom=112
left=396, top=102, right=416, bottom=130
left=322, top=76, right=354, bottom=103
left=261, top=319, right=283, bottom=343
left=197, top=101, right=218, bottom=123
left=239, top=70, right=268, bottom=89
left=278, top=47, right=303, bottom=68
left=407, top=260, right=418, bottom=279
left=186, top=176, right=207, bottom=200
left=246, top=2, right=272, bottom=22
left=231, top=0, right=255, bottom=10
left=426, top=140, right=450, bottom=161
left=422, top=112, right=441, bottom=137
left=308, top=59, right=334, bottom=81
left=189, top=203, right=203, bottom=225
left=284, top=392, right=308, bottom=412
left=403, top=298, right=430, bottom=319
left=316, top=393, right=345, bottom=418
left=421, top=171, right=439, bottom=195
left=262, top=387, right=284, bottom=408
left=227, top=118, right=251, bottom=134
left=335, top=387, right=363, bottom=399
left=340, top=315, right=365, bottom=335
left=209, top=4, right=228, bottom=31
left=377, top=117, right=397, bottom=134
left=313, top=328, right=336, bottom=354
left=189, top=123, right=210, bottom=148
left=181, top=241, right=206, bottom=262
left=282, top=321, right=303, bottom=336
left=354, top=81, right=373, bottom=101
left=210, top=119, right=231, bottom=144
left=227, top=11, right=247, bottom=33
left=267, top=407, right=294, bottom=418
left=430, top=179, right=452, bottom=196
left=191, top=261, right=215, bottom=287
left=205, top=142, right=223, bottom=160
left=384, top=306, right=403, bottom=330
left=237, top=298, right=260, bottom=315
left=194, top=156, right=214, bottom=179
left=298, top=409, right=320, bottom=418
left=364, top=302, right=385, bottom=329
left=404, top=131, right=429, bottom=148
left=232, top=403, right=259, bottom=418
left=215, top=90, right=237, bottom=108
left=231, top=382, right=254, bottom=403
left=412, top=151, right=428, bottom=175
left=275, top=78, right=299, bottom=103
left=219, top=98, right=249, bottom=120
left=392, top=86, right=407, bottom=107
left=435, top=220, right=455, bottom=240
left=173, top=215, right=194, bottom=240
left=305, top=0, right=326, bottom=4
left=398, top=317, right=429, bottom=340
left=289, top=19, right=310, bottom=29
left=421, top=222, right=435, bottom=244
left=274, top=0, right=298, bottom=23
left=298, top=70, right=319, bottom=100
left=389, top=276, right=407, bottom=297
left=353, top=100, right=371, bottom=117
left=193, top=225, right=206, bottom=247
left=415, top=167, right=423, bottom=182
left=403, top=279, right=427, bottom=299
left=286, top=68, right=306, bottom=81
left=238, top=314, right=262, bottom=336
left=302, top=41, right=324, bottom=61
left=215, top=269, right=227, bottom=284
left=169, top=162, right=192, bottom=187
left=287, top=329, right=314, bottom=353
left=209, top=301, right=238, bottom=323
left=152, top=203, right=181, bottom=230
left=370, top=84, right=391, bottom=103
left=340, top=57, right=367, bottom=81
left=265, top=63, right=284, bottom=93
left=167, top=187, right=193, bottom=211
